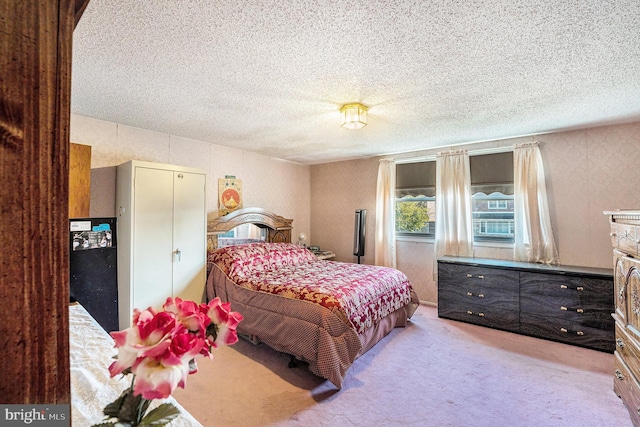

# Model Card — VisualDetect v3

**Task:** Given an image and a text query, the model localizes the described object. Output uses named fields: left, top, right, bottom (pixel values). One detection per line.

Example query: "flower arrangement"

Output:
left=93, top=297, right=243, bottom=427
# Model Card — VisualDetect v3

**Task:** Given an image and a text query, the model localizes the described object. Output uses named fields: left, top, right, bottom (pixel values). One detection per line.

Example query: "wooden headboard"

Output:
left=207, top=207, right=293, bottom=250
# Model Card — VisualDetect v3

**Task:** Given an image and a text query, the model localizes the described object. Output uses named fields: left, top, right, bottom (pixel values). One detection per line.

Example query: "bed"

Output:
left=206, top=208, right=419, bottom=388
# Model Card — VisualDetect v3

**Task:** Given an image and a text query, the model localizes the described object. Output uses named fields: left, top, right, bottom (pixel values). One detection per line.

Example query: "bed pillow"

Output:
left=211, top=242, right=316, bottom=279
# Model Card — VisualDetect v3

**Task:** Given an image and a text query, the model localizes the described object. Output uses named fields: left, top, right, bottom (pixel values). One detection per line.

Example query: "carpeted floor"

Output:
left=172, top=304, right=632, bottom=426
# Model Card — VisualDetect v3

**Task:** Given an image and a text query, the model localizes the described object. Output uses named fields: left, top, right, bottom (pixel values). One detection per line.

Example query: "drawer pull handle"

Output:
left=560, top=306, right=584, bottom=313
left=610, top=232, right=616, bottom=237
left=616, top=369, right=624, bottom=380
left=466, top=310, right=485, bottom=317
left=466, top=292, right=485, bottom=298
left=466, top=274, right=485, bottom=279
left=617, top=338, right=625, bottom=349
left=560, top=327, right=584, bottom=336
left=560, top=284, right=584, bottom=291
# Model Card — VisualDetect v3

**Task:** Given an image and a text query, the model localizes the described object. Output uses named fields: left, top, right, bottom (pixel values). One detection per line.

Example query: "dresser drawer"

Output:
left=438, top=262, right=519, bottom=291
left=520, top=290, right=613, bottom=325
left=622, top=255, right=640, bottom=344
left=520, top=311, right=614, bottom=352
left=615, top=322, right=640, bottom=378
left=614, top=351, right=640, bottom=426
left=437, top=300, right=519, bottom=332
left=615, top=222, right=640, bottom=256
left=520, top=292, right=614, bottom=329
left=520, top=271, right=612, bottom=300
left=438, top=280, right=519, bottom=311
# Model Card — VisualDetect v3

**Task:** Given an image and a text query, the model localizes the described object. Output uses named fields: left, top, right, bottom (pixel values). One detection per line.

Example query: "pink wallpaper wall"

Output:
left=311, top=120, right=640, bottom=304
left=70, top=114, right=311, bottom=241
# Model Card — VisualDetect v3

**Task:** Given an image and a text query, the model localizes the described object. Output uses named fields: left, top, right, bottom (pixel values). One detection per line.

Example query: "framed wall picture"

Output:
left=218, top=176, right=242, bottom=215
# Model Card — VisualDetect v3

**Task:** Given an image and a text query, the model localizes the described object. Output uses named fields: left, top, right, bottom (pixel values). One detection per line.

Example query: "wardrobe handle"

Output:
left=174, top=248, right=182, bottom=262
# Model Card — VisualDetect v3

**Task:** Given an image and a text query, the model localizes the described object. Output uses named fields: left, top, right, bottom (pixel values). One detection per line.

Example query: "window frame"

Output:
left=394, top=147, right=515, bottom=245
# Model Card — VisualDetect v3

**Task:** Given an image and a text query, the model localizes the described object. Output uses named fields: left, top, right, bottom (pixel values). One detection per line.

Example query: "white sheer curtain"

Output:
left=375, top=159, right=396, bottom=268
left=434, top=150, right=473, bottom=262
left=513, top=141, right=559, bottom=264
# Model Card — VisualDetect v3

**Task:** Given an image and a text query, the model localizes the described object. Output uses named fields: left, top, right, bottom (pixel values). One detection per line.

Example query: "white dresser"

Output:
left=116, top=160, right=207, bottom=329
left=607, top=210, right=640, bottom=426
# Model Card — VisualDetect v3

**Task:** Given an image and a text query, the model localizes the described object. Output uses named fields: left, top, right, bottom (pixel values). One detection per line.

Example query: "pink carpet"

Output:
left=173, top=304, right=632, bottom=426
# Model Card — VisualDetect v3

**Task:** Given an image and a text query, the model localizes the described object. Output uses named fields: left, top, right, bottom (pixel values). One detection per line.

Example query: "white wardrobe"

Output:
left=116, top=160, right=207, bottom=329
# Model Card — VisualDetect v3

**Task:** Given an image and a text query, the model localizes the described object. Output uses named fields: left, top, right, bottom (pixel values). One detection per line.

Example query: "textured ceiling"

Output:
left=71, top=0, right=640, bottom=165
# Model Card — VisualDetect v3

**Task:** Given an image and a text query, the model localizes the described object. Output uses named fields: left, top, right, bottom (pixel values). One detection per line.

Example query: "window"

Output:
left=395, top=161, right=436, bottom=236
left=488, top=200, right=507, bottom=209
left=470, top=152, right=514, bottom=243
left=395, top=151, right=514, bottom=243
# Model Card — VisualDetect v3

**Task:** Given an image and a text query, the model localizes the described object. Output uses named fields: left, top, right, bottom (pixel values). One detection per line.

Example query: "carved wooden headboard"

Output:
left=207, top=207, right=293, bottom=250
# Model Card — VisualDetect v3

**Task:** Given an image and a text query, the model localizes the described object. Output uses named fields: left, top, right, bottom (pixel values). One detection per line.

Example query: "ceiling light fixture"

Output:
left=340, top=103, right=368, bottom=129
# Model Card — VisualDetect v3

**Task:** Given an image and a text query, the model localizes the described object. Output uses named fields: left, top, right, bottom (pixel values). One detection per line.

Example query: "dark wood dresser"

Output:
left=437, top=256, right=614, bottom=352
left=606, top=210, right=640, bottom=426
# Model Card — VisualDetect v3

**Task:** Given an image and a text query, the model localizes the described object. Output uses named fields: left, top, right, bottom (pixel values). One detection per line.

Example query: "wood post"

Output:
left=0, top=0, right=89, bottom=404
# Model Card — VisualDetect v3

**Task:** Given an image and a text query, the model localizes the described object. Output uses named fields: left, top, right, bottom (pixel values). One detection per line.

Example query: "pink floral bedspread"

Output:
left=209, top=243, right=414, bottom=334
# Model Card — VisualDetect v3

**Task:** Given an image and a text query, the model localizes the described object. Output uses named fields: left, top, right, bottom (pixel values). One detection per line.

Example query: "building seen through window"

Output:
left=395, top=151, right=514, bottom=243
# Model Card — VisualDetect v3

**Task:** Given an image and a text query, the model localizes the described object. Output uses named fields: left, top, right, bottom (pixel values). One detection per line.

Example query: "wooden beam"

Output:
left=0, top=0, right=80, bottom=403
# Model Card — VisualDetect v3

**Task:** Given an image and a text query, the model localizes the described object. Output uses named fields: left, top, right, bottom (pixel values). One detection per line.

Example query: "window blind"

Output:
left=396, top=161, right=436, bottom=197
left=470, top=152, right=514, bottom=196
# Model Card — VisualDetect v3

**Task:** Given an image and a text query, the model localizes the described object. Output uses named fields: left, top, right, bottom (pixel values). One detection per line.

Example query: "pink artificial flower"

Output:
left=106, top=297, right=243, bottom=406
left=205, top=297, right=244, bottom=347
left=132, top=357, right=190, bottom=400
left=159, top=325, right=205, bottom=367
left=164, top=297, right=210, bottom=333
left=108, top=325, right=142, bottom=377
left=108, top=308, right=177, bottom=377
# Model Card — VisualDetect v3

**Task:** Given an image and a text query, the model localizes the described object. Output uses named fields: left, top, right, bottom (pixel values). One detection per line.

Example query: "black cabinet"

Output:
left=437, top=262, right=520, bottom=332
left=437, top=256, right=614, bottom=352
left=69, top=217, right=119, bottom=332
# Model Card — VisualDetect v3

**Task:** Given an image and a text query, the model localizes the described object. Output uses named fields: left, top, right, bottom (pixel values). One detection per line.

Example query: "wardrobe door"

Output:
left=133, top=166, right=174, bottom=311
left=172, top=170, right=206, bottom=303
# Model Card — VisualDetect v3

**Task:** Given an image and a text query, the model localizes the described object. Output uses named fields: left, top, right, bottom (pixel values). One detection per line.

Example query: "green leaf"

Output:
left=117, top=389, right=145, bottom=423
left=137, top=403, right=181, bottom=427
left=103, top=388, right=130, bottom=418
